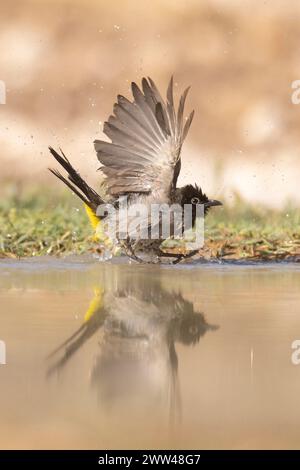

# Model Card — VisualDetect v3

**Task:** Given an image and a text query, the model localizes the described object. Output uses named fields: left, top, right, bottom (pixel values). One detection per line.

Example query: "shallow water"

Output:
left=0, top=257, right=300, bottom=449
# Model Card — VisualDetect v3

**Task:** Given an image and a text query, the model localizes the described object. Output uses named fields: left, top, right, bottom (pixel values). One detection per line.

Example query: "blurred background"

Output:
left=1, top=0, right=300, bottom=208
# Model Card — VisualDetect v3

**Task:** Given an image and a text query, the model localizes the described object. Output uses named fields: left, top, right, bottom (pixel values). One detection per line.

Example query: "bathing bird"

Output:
left=49, top=76, right=222, bottom=263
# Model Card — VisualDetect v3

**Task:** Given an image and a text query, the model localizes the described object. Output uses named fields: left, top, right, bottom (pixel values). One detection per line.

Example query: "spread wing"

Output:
left=94, top=77, right=194, bottom=198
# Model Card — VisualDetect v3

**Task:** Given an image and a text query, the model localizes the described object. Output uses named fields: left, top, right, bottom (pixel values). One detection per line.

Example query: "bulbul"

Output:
left=49, top=76, right=222, bottom=263
left=47, top=275, right=218, bottom=412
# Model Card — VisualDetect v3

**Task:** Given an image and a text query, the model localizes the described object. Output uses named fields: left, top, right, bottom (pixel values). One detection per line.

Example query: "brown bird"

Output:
left=49, top=76, right=222, bottom=263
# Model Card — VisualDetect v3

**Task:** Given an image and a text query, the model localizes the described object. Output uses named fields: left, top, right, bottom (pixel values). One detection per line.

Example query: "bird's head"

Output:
left=181, top=184, right=222, bottom=215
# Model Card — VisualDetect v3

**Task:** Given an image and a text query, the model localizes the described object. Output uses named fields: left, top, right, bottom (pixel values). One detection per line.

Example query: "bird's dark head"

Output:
left=181, top=184, right=222, bottom=215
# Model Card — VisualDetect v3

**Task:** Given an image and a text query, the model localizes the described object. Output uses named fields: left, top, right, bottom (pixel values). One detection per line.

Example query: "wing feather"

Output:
left=177, top=87, right=190, bottom=137
left=166, top=76, right=176, bottom=137
left=183, top=110, right=195, bottom=141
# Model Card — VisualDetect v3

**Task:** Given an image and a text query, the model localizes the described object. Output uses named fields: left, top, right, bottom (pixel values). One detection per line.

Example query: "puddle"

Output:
left=0, top=258, right=300, bottom=449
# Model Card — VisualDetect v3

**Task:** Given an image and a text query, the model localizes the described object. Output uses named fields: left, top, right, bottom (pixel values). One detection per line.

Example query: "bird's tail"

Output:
left=48, top=147, right=104, bottom=216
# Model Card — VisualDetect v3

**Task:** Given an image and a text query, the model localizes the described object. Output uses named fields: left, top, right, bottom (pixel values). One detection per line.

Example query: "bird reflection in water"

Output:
left=48, top=276, right=218, bottom=419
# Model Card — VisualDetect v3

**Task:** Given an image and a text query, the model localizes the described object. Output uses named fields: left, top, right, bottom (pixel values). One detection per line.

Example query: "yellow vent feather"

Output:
left=83, top=202, right=120, bottom=254
left=84, top=203, right=100, bottom=230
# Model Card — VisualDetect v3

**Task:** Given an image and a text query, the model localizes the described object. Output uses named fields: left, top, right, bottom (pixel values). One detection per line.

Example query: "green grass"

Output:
left=0, top=187, right=92, bottom=258
left=0, top=186, right=299, bottom=260
left=204, top=201, right=300, bottom=260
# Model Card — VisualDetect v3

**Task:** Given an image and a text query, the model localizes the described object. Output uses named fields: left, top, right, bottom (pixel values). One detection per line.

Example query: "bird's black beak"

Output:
left=206, top=199, right=223, bottom=208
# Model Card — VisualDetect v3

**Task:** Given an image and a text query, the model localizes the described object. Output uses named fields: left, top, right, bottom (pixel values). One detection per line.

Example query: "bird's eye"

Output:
left=191, top=197, right=200, bottom=204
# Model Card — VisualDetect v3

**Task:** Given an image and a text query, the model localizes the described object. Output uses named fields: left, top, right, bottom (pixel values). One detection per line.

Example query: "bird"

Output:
left=48, top=76, right=222, bottom=263
left=47, top=273, right=218, bottom=414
